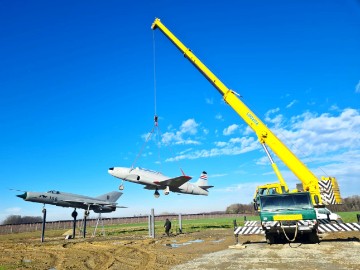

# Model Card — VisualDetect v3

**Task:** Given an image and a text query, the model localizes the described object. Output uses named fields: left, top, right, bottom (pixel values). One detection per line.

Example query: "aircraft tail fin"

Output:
left=195, top=171, right=214, bottom=190
left=96, top=191, right=123, bottom=202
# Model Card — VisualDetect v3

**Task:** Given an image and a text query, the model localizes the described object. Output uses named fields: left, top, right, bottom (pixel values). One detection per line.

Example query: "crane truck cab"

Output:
left=259, top=192, right=319, bottom=244
left=253, top=184, right=288, bottom=210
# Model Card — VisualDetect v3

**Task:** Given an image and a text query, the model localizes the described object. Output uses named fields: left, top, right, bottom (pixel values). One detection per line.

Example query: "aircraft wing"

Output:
left=199, top=185, right=214, bottom=190
left=153, top=175, right=192, bottom=188
left=144, top=185, right=157, bottom=190
left=63, top=199, right=116, bottom=207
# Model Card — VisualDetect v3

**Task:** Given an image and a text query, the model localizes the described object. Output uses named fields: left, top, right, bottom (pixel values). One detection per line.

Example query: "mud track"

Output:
left=0, top=229, right=359, bottom=269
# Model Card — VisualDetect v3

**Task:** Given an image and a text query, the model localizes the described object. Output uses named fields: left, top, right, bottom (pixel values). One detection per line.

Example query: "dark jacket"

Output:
left=164, top=219, right=171, bottom=230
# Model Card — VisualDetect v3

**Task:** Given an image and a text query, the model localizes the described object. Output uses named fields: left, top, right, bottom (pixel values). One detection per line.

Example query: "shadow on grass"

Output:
left=188, top=225, right=232, bottom=229
left=106, top=228, right=148, bottom=236
left=320, top=237, right=359, bottom=243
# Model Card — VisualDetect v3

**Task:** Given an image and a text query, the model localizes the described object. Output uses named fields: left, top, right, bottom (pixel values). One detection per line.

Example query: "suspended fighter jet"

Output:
left=108, top=167, right=213, bottom=198
left=16, top=190, right=126, bottom=214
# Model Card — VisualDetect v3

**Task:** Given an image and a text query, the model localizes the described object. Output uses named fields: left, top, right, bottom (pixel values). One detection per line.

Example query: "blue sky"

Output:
left=1, top=0, right=360, bottom=222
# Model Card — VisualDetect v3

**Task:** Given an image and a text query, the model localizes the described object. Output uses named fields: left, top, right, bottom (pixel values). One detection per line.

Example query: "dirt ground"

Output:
left=0, top=229, right=359, bottom=270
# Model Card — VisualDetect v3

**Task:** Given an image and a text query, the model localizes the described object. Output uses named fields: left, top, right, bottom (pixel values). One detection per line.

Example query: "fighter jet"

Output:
left=108, top=167, right=213, bottom=198
left=16, top=190, right=125, bottom=214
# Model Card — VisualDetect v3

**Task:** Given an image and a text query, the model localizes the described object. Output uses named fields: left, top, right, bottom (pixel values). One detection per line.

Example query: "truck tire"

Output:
left=266, top=233, right=276, bottom=244
left=308, top=231, right=319, bottom=244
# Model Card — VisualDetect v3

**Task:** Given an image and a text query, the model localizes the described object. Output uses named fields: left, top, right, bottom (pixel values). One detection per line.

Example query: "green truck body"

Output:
left=259, top=192, right=319, bottom=244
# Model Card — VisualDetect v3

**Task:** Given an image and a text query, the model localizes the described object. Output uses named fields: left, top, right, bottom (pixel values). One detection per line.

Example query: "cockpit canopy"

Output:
left=47, top=190, right=60, bottom=194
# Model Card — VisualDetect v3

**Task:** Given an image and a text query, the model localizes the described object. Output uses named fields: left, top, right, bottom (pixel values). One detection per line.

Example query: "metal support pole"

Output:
left=83, top=211, right=88, bottom=238
left=178, top=214, right=182, bottom=234
left=233, top=219, right=239, bottom=244
left=41, top=208, right=46, bottom=243
left=148, top=215, right=152, bottom=237
left=151, top=208, right=155, bottom=238
left=72, top=210, right=78, bottom=239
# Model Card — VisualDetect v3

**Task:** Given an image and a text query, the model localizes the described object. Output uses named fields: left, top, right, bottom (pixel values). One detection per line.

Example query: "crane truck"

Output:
left=151, top=18, right=342, bottom=243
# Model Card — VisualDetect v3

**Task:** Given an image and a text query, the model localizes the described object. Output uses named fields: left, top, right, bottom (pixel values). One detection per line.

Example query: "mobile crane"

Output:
left=151, top=18, right=341, bottom=208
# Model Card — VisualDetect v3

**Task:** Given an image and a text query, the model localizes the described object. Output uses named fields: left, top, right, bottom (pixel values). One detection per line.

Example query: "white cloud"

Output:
left=5, top=207, right=21, bottom=213
left=179, top=148, right=193, bottom=154
left=286, top=100, right=297, bottom=108
left=161, top=118, right=200, bottom=145
left=166, top=136, right=259, bottom=161
left=215, top=141, right=227, bottom=147
left=206, top=98, right=213, bottom=104
left=255, top=156, right=269, bottom=165
left=210, top=173, right=228, bottom=178
left=141, top=132, right=153, bottom=141
left=215, top=113, right=223, bottom=121
left=229, top=137, right=244, bottom=144
left=180, top=119, right=198, bottom=135
left=329, top=105, right=340, bottom=111
left=265, top=108, right=280, bottom=118
left=175, top=139, right=200, bottom=145
left=243, top=126, right=254, bottom=135
left=265, top=108, right=283, bottom=128
left=274, top=108, right=360, bottom=158
left=216, top=183, right=258, bottom=193
left=223, top=124, right=239, bottom=136
left=355, top=80, right=360, bottom=93
left=162, top=107, right=360, bottom=198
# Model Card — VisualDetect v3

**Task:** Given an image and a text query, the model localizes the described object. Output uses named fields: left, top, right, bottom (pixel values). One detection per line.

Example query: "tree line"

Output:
left=1, top=215, right=42, bottom=225
left=2, top=196, right=359, bottom=225
left=225, top=195, right=360, bottom=214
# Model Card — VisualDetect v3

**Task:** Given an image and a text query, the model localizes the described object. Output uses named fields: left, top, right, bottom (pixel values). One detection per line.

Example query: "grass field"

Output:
left=1, top=211, right=359, bottom=240
left=337, top=211, right=360, bottom=223
left=100, top=211, right=359, bottom=237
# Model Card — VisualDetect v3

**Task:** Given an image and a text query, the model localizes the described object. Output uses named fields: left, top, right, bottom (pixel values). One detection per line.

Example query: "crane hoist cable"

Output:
left=153, top=31, right=158, bottom=118
left=131, top=119, right=156, bottom=169
left=130, top=31, right=186, bottom=175
left=130, top=32, right=162, bottom=169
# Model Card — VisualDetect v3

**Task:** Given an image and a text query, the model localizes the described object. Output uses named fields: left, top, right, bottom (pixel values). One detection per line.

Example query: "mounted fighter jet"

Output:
left=108, top=167, right=213, bottom=198
left=16, top=190, right=126, bottom=214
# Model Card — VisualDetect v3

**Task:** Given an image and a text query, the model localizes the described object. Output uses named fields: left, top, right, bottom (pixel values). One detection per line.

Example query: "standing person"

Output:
left=164, top=218, right=171, bottom=236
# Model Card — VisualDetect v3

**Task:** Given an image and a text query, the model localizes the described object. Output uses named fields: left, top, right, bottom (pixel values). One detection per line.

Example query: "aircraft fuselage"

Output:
left=17, top=190, right=118, bottom=213
left=108, top=167, right=209, bottom=196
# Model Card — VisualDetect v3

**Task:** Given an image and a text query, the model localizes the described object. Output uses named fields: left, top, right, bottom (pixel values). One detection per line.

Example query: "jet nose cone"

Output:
left=108, top=167, right=116, bottom=175
left=16, top=192, right=27, bottom=200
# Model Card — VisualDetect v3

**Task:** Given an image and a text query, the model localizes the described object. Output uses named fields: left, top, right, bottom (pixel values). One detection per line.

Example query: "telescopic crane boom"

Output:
left=151, top=18, right=341, bottom=206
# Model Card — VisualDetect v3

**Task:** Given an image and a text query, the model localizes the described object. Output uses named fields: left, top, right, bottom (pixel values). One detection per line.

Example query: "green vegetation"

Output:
left=102, top=216, right=261, bottom=237
left=338, top=211, right=360, bottom=223
left=1, top=212, right=359, bottom=240
left=72, top=212, right=360, bottom=237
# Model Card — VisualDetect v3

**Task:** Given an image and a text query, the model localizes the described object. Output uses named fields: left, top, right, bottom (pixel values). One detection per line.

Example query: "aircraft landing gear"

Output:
left=119, top=181, right=124, bottom=190
left=71, top=209, right=78, bottom=239
left=41, top=206, right=46, bottom=242
left=154, top=189, right=160, bottom=198
left=83, top=206, right=91, bottom=238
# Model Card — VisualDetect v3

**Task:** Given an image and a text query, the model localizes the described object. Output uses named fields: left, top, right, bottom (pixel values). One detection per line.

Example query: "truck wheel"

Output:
left=308, top=231, right=319, bottom=244
left=266, top=234, right=276, bottom=244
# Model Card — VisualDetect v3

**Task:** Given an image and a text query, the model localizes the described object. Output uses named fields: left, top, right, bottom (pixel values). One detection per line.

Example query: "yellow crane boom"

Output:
left=151, top=18, right=341, bottom=205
